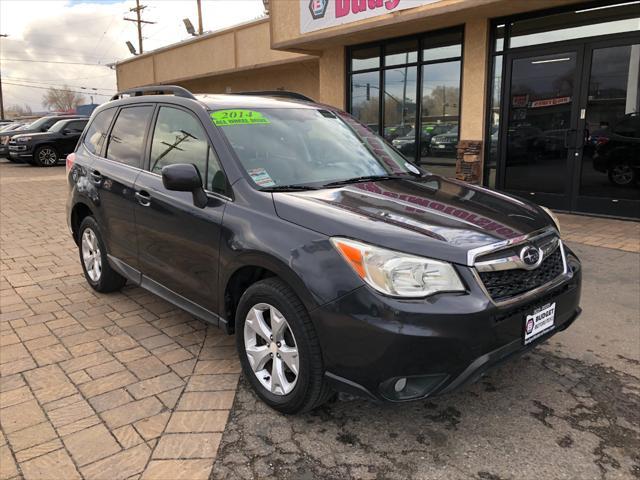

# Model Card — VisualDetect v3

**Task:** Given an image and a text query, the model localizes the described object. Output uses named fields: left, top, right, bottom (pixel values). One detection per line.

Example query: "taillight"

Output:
left=66, top=153, right=76, bottom=175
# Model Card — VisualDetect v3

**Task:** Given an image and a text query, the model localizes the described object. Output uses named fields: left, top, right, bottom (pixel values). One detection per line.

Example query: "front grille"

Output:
left=478, top=247, right=564, bottom=301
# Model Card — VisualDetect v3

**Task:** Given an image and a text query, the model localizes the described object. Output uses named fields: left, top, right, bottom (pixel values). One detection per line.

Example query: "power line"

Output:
left=0, top=58, right=114, bottom=66
left=3, top=81, right=113, bottom=97
left=3, top=76, right=115, bottom=91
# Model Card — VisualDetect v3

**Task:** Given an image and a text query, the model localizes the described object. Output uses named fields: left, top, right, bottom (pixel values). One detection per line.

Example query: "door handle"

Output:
left=135, top=191, right=151, bottom=207
left=90, top=170, right=102, bottom=183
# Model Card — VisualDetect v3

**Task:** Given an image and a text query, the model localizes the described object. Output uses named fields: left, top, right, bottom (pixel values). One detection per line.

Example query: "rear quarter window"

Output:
left=84, top=108, right=116, bottom=156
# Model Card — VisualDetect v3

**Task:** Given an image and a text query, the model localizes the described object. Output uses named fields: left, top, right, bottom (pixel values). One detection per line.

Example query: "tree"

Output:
left=42, top=86, right=85, bottom=112
left=5, top=104, right=32, bottom=118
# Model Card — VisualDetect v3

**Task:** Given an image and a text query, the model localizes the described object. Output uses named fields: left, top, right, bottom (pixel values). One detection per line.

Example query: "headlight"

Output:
left=16, top=137, right=32, bottom=142
left=540, top=206, right=561, bottom=234
left=331, top=238, right=465, bottom=298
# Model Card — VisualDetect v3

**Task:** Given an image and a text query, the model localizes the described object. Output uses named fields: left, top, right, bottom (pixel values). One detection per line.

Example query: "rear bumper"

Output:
left=313, top=250, right=582, bottom=402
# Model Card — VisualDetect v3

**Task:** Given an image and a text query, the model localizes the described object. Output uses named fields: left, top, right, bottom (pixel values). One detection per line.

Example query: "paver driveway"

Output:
left=0, top=161, right=240, bottom=480
left=1, top=159, right=639, bottom=480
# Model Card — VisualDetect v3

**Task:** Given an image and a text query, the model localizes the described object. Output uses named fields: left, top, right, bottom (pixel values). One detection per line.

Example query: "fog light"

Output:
left=394, top=378, right=407, bottom=392
left=380, top=374, right=449, bottom=401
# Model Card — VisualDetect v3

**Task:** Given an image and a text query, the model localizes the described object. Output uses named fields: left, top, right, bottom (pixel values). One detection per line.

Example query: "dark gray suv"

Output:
left=67, top=86, right=582, bottom=413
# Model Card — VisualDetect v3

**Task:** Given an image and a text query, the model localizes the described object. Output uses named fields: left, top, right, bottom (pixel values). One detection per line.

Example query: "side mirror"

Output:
left=62, top=129, right=72, bottom=135
left=161, top=163, right=207, bottom=208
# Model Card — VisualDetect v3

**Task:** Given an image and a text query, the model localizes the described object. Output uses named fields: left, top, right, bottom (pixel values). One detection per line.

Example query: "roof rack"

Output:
left=110, top=85, right=197, bottom=101
left=232, top=91, right=314, bottom=102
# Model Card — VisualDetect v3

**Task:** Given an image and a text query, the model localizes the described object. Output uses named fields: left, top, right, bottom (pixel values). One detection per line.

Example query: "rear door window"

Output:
left=106, top=106, right=154, bottom=168
left=84, top=108, right=116, bottom=156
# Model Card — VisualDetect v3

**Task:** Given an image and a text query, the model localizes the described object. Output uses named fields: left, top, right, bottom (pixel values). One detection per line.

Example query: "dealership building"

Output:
left=116, top=0, right=639, bottom=219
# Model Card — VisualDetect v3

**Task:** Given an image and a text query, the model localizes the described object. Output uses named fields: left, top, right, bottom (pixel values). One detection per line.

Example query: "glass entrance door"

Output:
left=499, top=47, right=581, bottom=210
left=499, top=36, right=640, bottom=218
left=576, top=39, right=639, bottom=218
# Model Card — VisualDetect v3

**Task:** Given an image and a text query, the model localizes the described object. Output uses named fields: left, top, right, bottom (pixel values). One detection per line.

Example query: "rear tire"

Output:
left=608, top=160, right=636, bottom=186
left=236, top=278, right=333, bottom=414
left=33, top=145, right=59, bottom=167
left=78, top=217, right=126, bottom=293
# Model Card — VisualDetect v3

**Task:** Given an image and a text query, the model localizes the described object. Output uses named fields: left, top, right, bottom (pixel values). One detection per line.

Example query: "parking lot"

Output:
left=1, top=159, right=639, bottom=480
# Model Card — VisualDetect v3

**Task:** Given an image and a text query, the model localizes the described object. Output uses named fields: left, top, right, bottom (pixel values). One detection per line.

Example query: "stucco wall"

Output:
left=116, top=19, right=314, bottom=90
left=459, top=17, right=489, bottom=141
left=177, top=60, right=320, bottom=101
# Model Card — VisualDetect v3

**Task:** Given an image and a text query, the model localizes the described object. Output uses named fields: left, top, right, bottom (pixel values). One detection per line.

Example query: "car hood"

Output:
left=272, top=176, right=552, bottom=265
left=10, top=131, right=56, bottom=141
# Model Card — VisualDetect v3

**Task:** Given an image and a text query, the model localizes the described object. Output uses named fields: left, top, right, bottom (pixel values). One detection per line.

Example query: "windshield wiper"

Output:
left=259, top=185, right=319, bottom=192
left=323, top=174, right=407, bottom=188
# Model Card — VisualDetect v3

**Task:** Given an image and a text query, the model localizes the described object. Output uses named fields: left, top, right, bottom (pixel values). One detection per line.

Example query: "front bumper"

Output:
left=313, top=248, right=582, bottom=402
left=9, top=145, right=33, bottom=161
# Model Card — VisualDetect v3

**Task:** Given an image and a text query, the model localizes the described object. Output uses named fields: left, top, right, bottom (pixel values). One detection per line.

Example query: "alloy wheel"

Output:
left=611, top=163, right=633, bottom=185
left=81, top=228, right=102, bottom=282
left=243, top=303, right=299, bottom=396
left=38, top=148, right=57, bottom=166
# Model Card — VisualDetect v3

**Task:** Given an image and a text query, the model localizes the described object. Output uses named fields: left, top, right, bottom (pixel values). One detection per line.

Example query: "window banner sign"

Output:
left=301, top=0, right=442, bottom=34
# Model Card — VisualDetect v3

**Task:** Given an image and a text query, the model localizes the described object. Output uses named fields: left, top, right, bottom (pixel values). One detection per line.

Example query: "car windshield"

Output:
left=25, top=117, right=50, bottom=130
left=212, top=107, right=418, bottom=188
left=49, top=120, right=68, bottom=133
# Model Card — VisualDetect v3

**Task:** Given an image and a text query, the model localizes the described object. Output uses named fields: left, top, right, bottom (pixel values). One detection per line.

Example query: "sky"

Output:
left=0, top=0, right=266, bottom=113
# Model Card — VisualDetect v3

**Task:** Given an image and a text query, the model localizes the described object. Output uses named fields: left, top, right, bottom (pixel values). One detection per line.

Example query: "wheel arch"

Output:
left=220, top=253, right=319, bottom=334
left=70, top=201, right=95, bottom=244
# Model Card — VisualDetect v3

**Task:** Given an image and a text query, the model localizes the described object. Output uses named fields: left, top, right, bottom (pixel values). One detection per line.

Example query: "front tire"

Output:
left=78, top=217, right=126, bottom=293
left=33, top=145, right=59, bottom=167
left=608, top=161, right=636, bottom=186
left=236, top=278, right=333, bottom=414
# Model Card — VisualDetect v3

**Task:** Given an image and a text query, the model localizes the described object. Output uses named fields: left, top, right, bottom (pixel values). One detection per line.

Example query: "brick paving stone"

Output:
left=177, top=391, right=235, bottom=411
left=141, top=459, right=213, bottom=480
left=63, top=424, right=121, bottom=466
left=14, top=438, right=63, bottom=463
left=101, top=397, right=164, bottom=429
left=48, top=400, right=95, bottom=429
left=0, top=374, right=25, bottom=393
left=133, top=412, right=171, bottom=441
left=0, top=385, right=33, bottom=408
left=115, top=347, right=149, bottom=364
left=88, top=388, right=134, bottom=413
left=152, top=433, right=222, bottom=459
left=126, top=372, right=184, bottom=400
left=0, top=356, right=36, bottom=376
left=20, top=448, right=81, bottom=480
left=56, top=415, right=102, bottom=437
left=127, top=356, right=170, bottom=380
left=60, top=350, right=114, bottom=374
left=79, top=370, right=137, bottom=398
left=165, top=410, right=229, bottom=433
left=193, top=359, right=241, bottom=375
left=31, top=343, right=72, bottom=366
left=0, top=444, right=19, bottom=479
left=80, top=443, right=150, bottom=480
left=0, top=399, right=46, bottom=433
left=13, top=324, right=50, bottom=342
left=43, top=393, right=84, bottom=412
left=6, top=421, right=57, bottom=452
left=157, top=387, right=182, bottom=410
left=86, top=359, right=125, bottom=379
left=113, top=425, right=144, bottom=449
left=186, top=374, right=240, bottom=392
left=0, top=343, right=31, bottom=364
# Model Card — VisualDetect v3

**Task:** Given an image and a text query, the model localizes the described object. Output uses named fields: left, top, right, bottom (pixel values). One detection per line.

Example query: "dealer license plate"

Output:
left=523, top=302, right=556, bottom=345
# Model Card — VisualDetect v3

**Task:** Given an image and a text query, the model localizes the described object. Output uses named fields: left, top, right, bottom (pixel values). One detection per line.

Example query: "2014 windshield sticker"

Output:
left=211, top=110, right=270, bottom=126
left=248, top=168, right=276, bottom=187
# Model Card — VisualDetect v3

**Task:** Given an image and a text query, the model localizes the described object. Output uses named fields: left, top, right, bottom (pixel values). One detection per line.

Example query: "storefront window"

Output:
left=419, top=61, right=461, bottom=177
left=486, top=55, right=502, bottom=188
left=384, top=67, right=417, bottom=143
left=348, top=27, right=463, bottom=176
left=350, top=71, right=380, bottom=132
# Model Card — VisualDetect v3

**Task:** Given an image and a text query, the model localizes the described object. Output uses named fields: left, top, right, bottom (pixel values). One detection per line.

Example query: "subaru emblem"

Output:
left=520, top=246, right=542, bottom=268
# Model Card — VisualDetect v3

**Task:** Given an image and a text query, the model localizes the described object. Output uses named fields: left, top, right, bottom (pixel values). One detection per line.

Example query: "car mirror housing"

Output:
left=161, top=163, right=207, bottom=208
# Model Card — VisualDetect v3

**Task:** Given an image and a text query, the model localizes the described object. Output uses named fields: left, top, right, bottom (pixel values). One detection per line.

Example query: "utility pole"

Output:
left=196, top=0, right=203, bottom=35
left=124, top=0, right=155, bottom=55
left=0, top=34, right=6, bottom=119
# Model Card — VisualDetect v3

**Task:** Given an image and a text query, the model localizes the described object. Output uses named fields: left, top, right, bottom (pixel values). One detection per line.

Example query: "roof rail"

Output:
left=110, top=85, right=197, bottom=101
left=232, top=91, right=314, bottom=102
